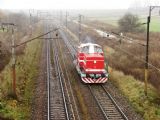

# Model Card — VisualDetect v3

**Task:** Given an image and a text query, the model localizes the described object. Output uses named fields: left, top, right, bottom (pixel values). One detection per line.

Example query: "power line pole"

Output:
left=145, top=6, right=160, bottom=96
left=11, top=25, right=16, bottom=97
left=66, top=11, right=68, bottom=32
left=60, top=11, right=62, bottom=25
left=2, top=23, right=17, bottom=96
left=29, top=9, right=34, bottom=35
left=78, top=14, right=82, bottom=43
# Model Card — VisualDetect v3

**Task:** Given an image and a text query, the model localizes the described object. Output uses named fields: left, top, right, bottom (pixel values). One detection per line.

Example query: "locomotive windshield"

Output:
left=80, top=44, right=103, bottom=54
left=81, top=46, right=89, bottom=53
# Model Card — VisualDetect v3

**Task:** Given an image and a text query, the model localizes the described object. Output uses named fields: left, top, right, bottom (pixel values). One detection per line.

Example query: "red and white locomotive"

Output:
left=74, top=43, right=108, bottom=83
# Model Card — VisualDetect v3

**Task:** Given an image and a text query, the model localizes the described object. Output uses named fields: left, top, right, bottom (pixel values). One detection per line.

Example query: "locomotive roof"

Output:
left=79, top=43, right=101, bottom=48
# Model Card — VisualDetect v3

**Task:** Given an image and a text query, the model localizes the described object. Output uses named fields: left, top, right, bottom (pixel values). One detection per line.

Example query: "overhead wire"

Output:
left=72, top=13, right=160, bottom=72
left=105, top=38, right=160, bottom=72
left=15, top=28, right=59, bottom=47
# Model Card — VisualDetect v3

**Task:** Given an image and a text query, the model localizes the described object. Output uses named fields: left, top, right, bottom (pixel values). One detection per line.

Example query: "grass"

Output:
left=150, top=18, right=160, bottom=32
left=140, top=17, right=160, bottom=32
left=0, top=23, right=42, bottom=120
left=0, top=29, right=8, bottom=32
left=104, top=46, right=115, bottom=55
left=109, top=68, right=160, bottom=120
left=73, top=84, right=90, bottom=120
left=89, top=17, right=119, bottom=26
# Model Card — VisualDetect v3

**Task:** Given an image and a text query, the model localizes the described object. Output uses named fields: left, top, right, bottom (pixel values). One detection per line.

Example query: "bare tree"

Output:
left=118, top=13, right=144, bottom=33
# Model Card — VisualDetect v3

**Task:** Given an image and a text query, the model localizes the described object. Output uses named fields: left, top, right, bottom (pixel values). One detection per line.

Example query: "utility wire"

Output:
left=71, top=14, right=160, bottom=72
left=15, top=28, right=59, bottom=47
left=106, top=39, right=160, bottom=72
left=111, top=31, right=146, bottom=46
left=72, top=16, right=157, bottom=48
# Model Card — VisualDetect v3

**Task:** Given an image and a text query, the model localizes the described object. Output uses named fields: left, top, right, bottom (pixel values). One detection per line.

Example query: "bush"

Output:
left=118, top=13, right=145, bottom=33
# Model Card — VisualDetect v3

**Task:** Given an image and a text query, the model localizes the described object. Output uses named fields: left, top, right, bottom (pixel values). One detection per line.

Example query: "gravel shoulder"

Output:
left=31, top=39, right=47, bottom=120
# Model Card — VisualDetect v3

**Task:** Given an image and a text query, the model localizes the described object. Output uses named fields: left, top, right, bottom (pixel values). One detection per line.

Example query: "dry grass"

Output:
left=109, top=68, right=160, bottom=120
left=0, top=22, right=43, bottom=120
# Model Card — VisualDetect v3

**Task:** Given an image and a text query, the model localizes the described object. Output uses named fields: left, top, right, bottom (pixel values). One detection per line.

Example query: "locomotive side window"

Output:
left=81, top=46, right=89, bottom=53
left=94, top=46, right=103, bottom=53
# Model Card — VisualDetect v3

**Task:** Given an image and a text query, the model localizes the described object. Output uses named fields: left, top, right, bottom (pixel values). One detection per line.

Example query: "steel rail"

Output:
left=88, top=85, right=109, bottom=120
left=52, top=35, right=70, bottom=120
left=56, top=35, right=81, bottom=120
left=89, top=85, right=128, bottom=120
left=46, top=28, right=51, bottom=120
left=101, top=85, right=128, bottom=120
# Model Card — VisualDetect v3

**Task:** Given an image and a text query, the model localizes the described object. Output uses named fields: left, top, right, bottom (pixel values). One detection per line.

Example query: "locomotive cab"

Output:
left=75, top=43, right=108, bottom=83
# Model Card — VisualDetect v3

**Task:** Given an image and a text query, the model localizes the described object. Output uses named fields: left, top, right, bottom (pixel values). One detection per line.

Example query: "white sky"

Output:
left=0, top=0, right=159, bottom=9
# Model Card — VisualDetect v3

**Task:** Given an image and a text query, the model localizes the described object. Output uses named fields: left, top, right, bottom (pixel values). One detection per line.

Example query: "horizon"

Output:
left=0, top=0, right=159, bottom=9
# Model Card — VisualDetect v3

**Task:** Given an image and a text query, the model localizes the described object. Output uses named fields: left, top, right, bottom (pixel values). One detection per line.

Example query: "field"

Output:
left=83, top=9, right=160, bottom=32
left=88, top=16, right=160, bottom=32
left=89, top=17, right=119, bottom=26
left=149, top=17, right=160, bottom=32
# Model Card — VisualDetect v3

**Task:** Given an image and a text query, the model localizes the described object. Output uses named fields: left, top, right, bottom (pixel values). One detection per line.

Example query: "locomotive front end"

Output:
left=75, top=43, right=108, bottom=83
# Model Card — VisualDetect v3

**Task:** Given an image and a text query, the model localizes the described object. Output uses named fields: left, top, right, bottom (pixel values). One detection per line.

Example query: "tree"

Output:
left=118, top=13, right=144, bottom=33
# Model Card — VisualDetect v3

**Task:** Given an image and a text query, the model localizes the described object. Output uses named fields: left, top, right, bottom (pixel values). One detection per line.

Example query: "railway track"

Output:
left=59, top=29, right=77, bottom=58
left=89, top=85, right=128, bottom=120
left=58, top=29, right=105, bottom=120
left=47, top=28, right=70, bottom=120
left=56, top=34, right=81, bottom=120
left=59, top=28, right=129, bottom=120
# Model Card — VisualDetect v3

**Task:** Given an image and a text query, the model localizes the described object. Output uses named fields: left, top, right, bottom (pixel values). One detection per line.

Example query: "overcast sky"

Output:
left=0, top=0, right=159, bottom=9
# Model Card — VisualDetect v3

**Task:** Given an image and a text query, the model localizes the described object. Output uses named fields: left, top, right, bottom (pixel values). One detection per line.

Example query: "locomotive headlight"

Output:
left=94, top=60, right=96, bottom=63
